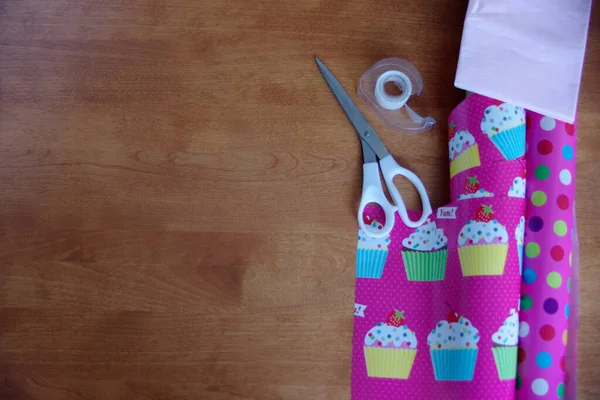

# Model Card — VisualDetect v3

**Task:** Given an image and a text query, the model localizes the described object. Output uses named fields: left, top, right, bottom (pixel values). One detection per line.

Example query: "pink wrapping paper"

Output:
left=351, top=94, right=579, bottom=399
left=515, top=114, right=576, bottom=399
left=352, top=94, right=526, bottom=399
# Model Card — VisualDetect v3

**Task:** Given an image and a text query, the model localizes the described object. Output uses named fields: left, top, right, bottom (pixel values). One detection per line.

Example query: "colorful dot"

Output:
left=539, top=325, right=555, bottom=341
left=518, top=346, right=527, bottom=363
left=559, top=169, right=572, bottom=185
left=516, top=374, right=523, bottom=389
left=521, top=295, right=533, bottom=311
left=557, top=195, right=569, bottom=210
left=562, top=145, right=574, bottom=160
left=519, top=321, right=530, bottom=338
left=547, top=272, right=562, bottom=288
left=567, top=278, right=571, bottom=292
left=536, top=351, right=552, bottom=368
left=565, top=123, right=575, bottom=136
left=537, top=140, right=553, bottom=155
left=560, top=355, right=566, bottom=371
left=565, top=303, right=570, bottom=318
left=540, top=116, right=556, bottom=131
left=528, top=216, right=544, bottom=232
left=563, top=330, right=568, bottom=345
left=526, top=242, right=540, bottom=258
left=554, top=220, right=567, bottom=236
left=523, top=268, right=537, bottom=284
left=543, top=298, right=558, bottom=314
left=535, top=165, right=550, bottom=180
left=532, top=378, right=549, bottom=395
left=531, top=191, right=547, bottom=206
left=550, top=245, right=564, bottom=261
left=557, top=383, right=565, bottom=398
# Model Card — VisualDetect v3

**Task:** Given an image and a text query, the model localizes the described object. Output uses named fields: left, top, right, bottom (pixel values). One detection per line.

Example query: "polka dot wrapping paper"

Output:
left=515, top=114, right=577, bottom=399
left=351, top=94, right=578, bottom=399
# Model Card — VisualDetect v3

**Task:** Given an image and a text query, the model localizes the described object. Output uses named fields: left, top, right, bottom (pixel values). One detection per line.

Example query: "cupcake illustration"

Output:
left=364, top=310, right=418, bottom=379
left=427, top=303, right=480, bottom=381
left=508, top=168, right=527, bottom=198
left=356, top=220, right=391, bottom=279
left=516, top=216, right=525, bottom=275
left=449, top=129, right=481, bottom=178
left=401, top=218, right=448, bottom=281
left=481, top=103, right=526, bottom=160
left=491, top=309, right=519, bottom=380
left=458, top=204, right=509, bottom=276
left=508, top=177, right=526, bottom=198
left=458, top=176, right=494, bottom=200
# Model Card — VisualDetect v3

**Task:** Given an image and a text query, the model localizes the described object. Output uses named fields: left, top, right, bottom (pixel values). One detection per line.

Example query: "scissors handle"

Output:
left=358, top=162, right=396, bottom=238
left=379, top=155, right=432, bottom=228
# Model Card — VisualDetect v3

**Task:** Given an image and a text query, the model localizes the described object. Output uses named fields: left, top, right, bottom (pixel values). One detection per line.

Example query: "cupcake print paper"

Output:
left=364, top=310, right=418, bottom=379
left=491, top=309, right=519, bottom=381
left=401, top=219, right=448, bottom=281
left=356, top=219, right=391, bottom=279
left=481, top=103, right=526, bottom=160
left=458, top=205, right=509, bottom=276
left=449, top=129, right=481, bottom=178
left=428, top=310, right=480, bottom=381
left=352, top=94, right=526, bottom=399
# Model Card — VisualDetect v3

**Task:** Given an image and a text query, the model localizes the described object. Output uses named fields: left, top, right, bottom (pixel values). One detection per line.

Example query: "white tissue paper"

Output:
left=455, top=0, right=592, bottom=123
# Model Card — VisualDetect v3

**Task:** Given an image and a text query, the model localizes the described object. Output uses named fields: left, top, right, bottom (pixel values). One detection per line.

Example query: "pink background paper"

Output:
left=455, top=0, right=592, bottom=123
left=352, top=94, right=526, bottom=399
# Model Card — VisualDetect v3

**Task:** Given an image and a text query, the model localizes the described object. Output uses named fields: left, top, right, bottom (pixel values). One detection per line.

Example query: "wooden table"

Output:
left=0, top=1, right=598, bottom=398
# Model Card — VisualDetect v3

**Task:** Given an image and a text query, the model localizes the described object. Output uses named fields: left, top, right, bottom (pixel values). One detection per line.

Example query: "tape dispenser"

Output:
left=358, top=58, right=435, bottom=135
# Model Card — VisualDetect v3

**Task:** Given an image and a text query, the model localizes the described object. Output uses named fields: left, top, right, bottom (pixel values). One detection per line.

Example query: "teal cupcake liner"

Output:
left=490, top=124, right=526, bottom=160
left=518, top=243, right=523, bottom=275
left=356, top=249, right=388, bottom=278
left=430, top=348, right=478, bottom=381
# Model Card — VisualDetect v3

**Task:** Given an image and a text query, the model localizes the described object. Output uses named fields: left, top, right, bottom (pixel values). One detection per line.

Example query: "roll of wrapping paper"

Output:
left=352, top=93, right=526, bottom=399
left=516, top=115, right=576, bottom=399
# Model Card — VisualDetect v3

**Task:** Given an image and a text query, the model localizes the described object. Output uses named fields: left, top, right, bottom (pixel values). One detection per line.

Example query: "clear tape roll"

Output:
left=374, top=70, right=412, bottom=111
left=358, top=58, right=435, bottom=135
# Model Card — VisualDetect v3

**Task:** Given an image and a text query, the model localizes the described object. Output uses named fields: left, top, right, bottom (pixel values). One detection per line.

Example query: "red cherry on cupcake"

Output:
left=445, top=302, right=459, bottom=323
left=520, top=167, right=527, bottom=179
left=386, top=310, right=405, bottom=327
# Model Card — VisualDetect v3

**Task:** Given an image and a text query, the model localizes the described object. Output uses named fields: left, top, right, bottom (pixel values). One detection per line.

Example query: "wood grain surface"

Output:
left=0, top=1, right=598, bottom=399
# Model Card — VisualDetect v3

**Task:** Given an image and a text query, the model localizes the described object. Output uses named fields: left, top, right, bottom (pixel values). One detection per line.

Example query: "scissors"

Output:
left=316, top=57, right=432, bottom=238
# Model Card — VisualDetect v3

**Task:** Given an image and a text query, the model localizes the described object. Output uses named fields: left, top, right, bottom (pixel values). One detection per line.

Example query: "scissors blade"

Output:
left=360, top=138, right=377, bottom=164
left=315, top=58, right=391, bottom=161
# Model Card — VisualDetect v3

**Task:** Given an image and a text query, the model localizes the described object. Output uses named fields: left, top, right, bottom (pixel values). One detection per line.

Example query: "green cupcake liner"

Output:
left=402, top=249, right=448, bottom=281
left=492, top=346, right=517, bottom=380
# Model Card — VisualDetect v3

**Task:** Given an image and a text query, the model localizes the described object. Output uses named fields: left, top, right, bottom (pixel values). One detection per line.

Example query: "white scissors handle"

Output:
left=379, top=155, right=432, bottom=228
left=358, top=162, right=396, bottom=238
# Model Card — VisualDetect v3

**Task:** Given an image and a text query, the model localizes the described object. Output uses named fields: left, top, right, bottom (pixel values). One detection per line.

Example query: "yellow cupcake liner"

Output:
left=450, top=144, right=481, bottom=178
left=458, top=244, right=509, bottom=276
left=364, top=347, right=417, bottom=379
